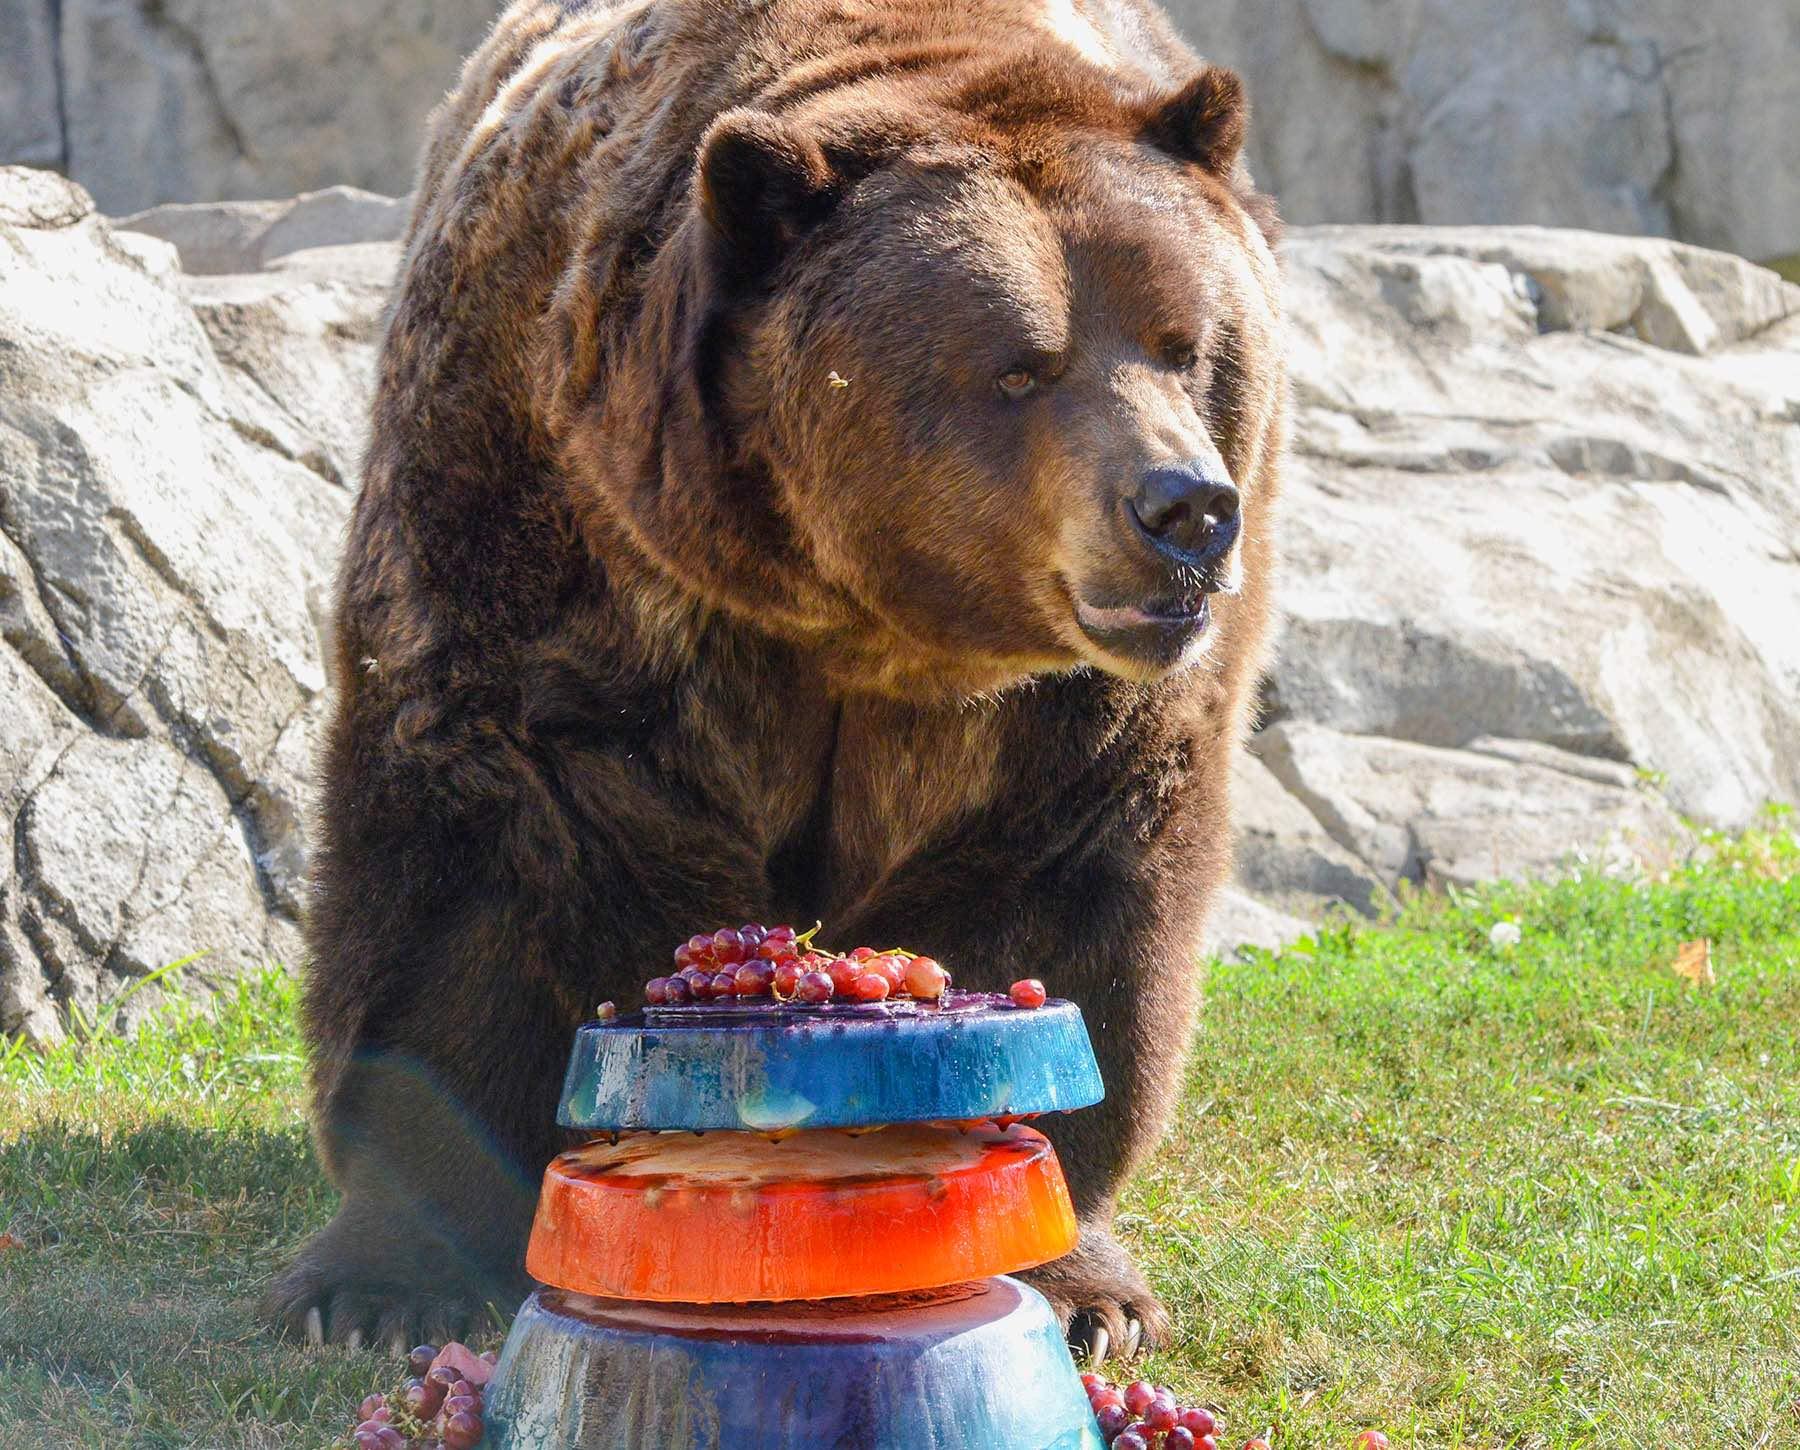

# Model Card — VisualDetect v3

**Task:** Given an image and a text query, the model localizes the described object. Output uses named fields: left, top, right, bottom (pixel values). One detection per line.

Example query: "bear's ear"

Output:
left=1143, top=65, right=1248, bottom=175
left=699, top=109, right=841, bottom=282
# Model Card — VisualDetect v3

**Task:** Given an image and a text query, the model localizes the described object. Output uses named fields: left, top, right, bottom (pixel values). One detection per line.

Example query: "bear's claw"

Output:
left=1023, top=1224, right=1169, bottom=1367
left=267, top=1205, right=508, bottom=1350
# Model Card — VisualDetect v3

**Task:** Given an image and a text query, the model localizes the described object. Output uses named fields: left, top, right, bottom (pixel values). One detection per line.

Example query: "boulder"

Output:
left=1228, top=225, right=1800, bottom=929
left=25, top=0, right=499, bottom=215
left=117, top=186, right=410, bottom=275
left=1251, top=724, right=1687, bottom=893
left=0, top=166, right=394, bottom=1043
left=1164, top=0, right=1800, bottom=269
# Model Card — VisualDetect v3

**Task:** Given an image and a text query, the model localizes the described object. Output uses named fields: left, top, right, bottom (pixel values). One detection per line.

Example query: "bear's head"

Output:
left=560, top=59, right=1283, bottom=696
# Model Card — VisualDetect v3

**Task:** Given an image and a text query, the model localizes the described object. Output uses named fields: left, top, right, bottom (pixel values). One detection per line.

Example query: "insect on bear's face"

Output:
left=692, top=69, right=1281, bottom=688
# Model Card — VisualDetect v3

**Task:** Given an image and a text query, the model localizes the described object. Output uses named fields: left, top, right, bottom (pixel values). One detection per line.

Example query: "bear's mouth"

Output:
left=1074, top=594, right=1212, bottom=669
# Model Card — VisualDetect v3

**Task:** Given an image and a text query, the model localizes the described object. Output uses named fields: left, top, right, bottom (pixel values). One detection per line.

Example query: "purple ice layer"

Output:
left=481, top=1276, right=1106, bottom=1450
left=556, top=991, right=1104, bottom=1132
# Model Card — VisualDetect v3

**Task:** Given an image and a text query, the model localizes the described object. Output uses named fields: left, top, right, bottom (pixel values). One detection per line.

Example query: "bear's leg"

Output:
left=830, top=801, right=1225, bottom=1362
left=265, top=1039, right=556, bottom=1348
left=266, top=810, right=666, bottom=1346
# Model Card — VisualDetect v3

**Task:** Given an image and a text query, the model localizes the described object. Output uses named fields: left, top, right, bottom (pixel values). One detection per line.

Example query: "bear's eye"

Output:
left=996, top=367, right=1037, bottom=400
left=1166, top=342, right=1201, bottom=372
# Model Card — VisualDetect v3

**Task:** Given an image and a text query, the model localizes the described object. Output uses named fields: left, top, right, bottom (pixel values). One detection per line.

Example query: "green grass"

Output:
left=2, top=819, right=1797, bottom=1448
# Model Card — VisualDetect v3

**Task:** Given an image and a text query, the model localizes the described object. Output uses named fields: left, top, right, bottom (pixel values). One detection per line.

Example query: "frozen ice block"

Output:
left=557, top=992, right=1104, bottom=1132
left=482, top=1276, right=1105, bottom=1450
left=525, top=1122, right=1078, bottom=1302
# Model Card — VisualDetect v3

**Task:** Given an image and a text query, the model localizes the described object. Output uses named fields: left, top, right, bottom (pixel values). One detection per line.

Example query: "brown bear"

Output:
left=269, top=0, right=1284, bottom=1364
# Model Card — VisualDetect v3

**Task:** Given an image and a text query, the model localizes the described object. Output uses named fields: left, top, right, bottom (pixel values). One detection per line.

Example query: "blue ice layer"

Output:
left=556, top=992, right=1104, bottom=1132
left=482, top=1277, right=1106, bottom=1450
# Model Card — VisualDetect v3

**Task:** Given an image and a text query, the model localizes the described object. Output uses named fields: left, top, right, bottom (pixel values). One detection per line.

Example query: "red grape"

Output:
left=1179, top=1408, right=1217, bottom=1437
left=1123, top=1381, right=1157, bottom=1416
left=1167, top=1430, right=1197, bottom=1450
left=849, top=946, right=876, bottom=961
left=1145, top=1395, right=1179, bottom=1431
left=772, top=959, right=803, bottom=996
left=644, top=977, right=671, bottom=1005
left=850, top=972, right=891, bottom=1001
left=796, top=970, right=834, bottom=1003
left=1080, top=1372, right=1106, bottom=1395
left=663, top=975, right=693, bottom=1005
left=402, top=1377, right=444, bottom=1419
left=708, top=971, right=739, bottom=998
left=1095, top=1404, right=1132, bottom=1438
left=1355, top=1434, right=1390, bottom=1449
left=904, top=956, right=949, bottom=999
left=738, top=923, right=767, bottom=945
left=711, top=928, right=746, bottom=965
left=866, top=954, right=906, bottom=989
left=407, top=1345, right=439, bottom=1378
left=442, top=1410, right=483, bottom=1450
left=1114, top=1432, right=1149, bottom=1450
left=1242, top=1440, right=1271, bottom=1450
left=827, top=957, right=862, bottom=996
left=686, top=933, right=713, bottom=957
left=356, top=1394, right=385, bottom=1421
left=734, top=961, right=775, bottom=996
left=1009, top=978, right=1048, bottom=1009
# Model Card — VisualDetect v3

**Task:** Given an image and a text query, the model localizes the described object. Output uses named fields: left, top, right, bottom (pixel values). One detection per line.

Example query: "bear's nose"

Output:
left=1129, top=462, right=1241, bottom=564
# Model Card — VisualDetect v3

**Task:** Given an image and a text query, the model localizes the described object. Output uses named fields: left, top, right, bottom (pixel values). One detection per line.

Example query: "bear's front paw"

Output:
left=264, top=1203, right=512, bottom=1351
left=1022, top=1224, right=1170, bottom=1367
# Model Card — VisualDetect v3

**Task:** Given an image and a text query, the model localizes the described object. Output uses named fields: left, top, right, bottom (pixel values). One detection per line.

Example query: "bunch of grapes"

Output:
left=1081, top=1376, right=1389, bottom=1450
left=336, top=1343, right=495, bottom=1450
left=641, top=923, right=1056, bottom=1013
left=644, top=923, right=953, bottom=1006
left=1081, top=1373, right=1223, bottom=1450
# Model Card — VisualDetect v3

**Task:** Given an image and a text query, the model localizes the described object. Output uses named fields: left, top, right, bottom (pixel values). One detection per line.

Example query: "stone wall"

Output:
left=0, top=0, right=499, bottom=215
left=1163, top=0, right=1800, bottom=271
left=2, top=1, right=1797, bottom=267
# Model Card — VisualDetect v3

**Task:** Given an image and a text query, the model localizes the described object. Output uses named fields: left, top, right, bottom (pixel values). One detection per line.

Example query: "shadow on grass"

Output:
left=0, top=1118, right=389, bottom=1449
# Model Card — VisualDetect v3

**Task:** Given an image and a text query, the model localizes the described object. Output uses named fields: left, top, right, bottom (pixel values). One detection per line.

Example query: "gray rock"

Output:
left=1273, top=226, right=1800, bottom=831
left=1202, top=887, right=1314, bottom=959
left=0, top=0, right=62, bottom=171
left=1166, top=0, right=1800, bottom=269
left=0, top=167, right=378, bottom=1043
left=1253, top=723, right=1689, bottom=893
left=180, top=243, right=396, bottom=487
left=1231, top=749, right=1388, bottom=918
left=117, top=186, right=410, bottom=275
left=47, top=0, right=498, bottom=215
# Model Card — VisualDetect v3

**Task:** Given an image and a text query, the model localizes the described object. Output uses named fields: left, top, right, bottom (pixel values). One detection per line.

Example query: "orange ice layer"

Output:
left=525, top=1123, right=1079, bottom=1303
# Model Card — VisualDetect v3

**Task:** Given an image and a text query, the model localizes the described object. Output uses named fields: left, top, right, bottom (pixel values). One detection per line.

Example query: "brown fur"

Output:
left=271, top=0, right=1285, bottom=1351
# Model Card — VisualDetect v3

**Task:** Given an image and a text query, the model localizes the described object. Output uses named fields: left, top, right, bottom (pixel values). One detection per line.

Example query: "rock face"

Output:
left=4, top=1, right=1797, bottom=266
left=2, top=171, right=1797, bottom=1027
left=1217, top=224, right=1800, bottom=948
left=117, top=186, right=410, bottom=276
left=0, top=167, right=392, bottom=1042
left=1163, top=0, right=1800, bottom=270
left=0, top=0, right=499, bottom=215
